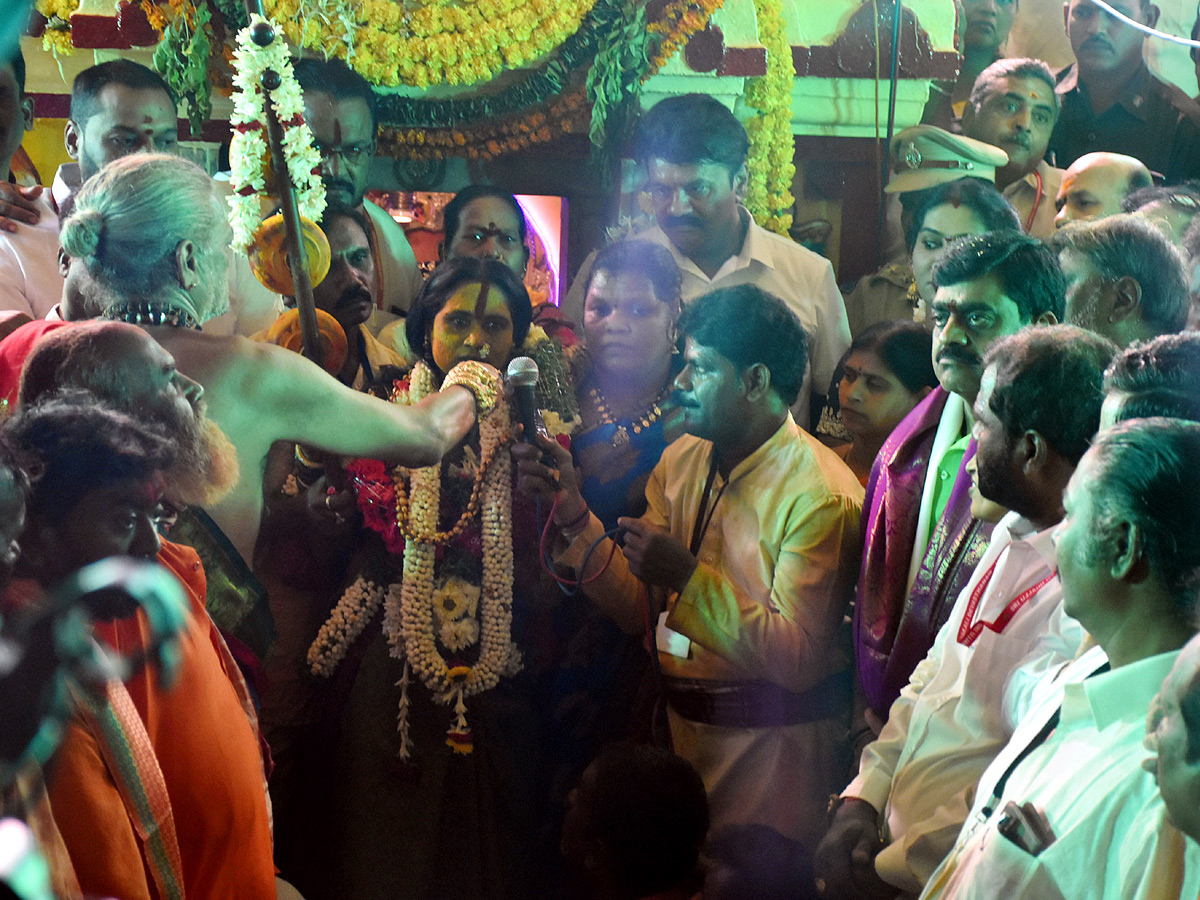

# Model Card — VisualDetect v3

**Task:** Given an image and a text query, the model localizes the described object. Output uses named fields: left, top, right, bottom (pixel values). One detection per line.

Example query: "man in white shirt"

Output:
left=0, top=47, right=60, bottom=321
left=563, top=93, right=849, bottom=430
left=921, top=418, right=1200, bottom=900
left=814, top=325, right=1115, bottom=897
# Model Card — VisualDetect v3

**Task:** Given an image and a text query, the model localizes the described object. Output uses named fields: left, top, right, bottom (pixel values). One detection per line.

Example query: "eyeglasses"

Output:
left=313, top=142, right=375, bottom=164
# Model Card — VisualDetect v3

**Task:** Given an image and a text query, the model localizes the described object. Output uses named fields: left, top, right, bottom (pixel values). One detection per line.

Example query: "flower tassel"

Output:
left=395, top=662, right=413, bottom=761
left=445, top=685, right=473, bottom=755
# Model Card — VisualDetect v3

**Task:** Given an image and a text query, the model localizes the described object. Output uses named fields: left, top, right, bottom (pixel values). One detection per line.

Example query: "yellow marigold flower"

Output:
left=43, top=26, right=74, bottom=54
left=446, top=734, right=474, bottom=754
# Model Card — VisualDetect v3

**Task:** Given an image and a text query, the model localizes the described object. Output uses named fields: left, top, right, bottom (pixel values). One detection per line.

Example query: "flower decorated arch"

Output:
left=264, top=0, right=603, bottom=89
left=29, top=0, right=815, bottom=235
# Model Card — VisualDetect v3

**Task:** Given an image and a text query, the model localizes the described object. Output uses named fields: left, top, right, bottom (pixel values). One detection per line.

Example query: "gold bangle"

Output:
left=443, top=360, right=502, bottom=418
left=295, top=443, right=323, bottom=471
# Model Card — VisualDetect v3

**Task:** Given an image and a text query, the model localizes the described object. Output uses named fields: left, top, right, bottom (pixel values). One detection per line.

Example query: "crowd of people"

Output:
left=2, top=1, right=1200, bottom=896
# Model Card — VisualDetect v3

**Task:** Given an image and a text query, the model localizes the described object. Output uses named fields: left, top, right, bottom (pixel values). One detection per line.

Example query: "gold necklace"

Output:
left=586, top=383, right=670, bottom=448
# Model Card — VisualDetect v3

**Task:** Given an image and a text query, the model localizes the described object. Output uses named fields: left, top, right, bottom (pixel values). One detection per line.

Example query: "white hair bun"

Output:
left=60, top=208, right=105, bottom=261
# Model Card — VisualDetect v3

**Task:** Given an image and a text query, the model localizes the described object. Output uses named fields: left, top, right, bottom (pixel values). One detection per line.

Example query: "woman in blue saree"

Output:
left=546, top=240, right=685, bottom=809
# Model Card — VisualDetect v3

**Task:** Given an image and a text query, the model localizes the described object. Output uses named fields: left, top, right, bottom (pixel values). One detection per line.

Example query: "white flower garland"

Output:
left=307, top=575, right=385, bottom=677
left=227, top=15, right=326, bottom=252
left=311, top=360, right=519, bottom=758
left=392, top=361, right=518, bottom=756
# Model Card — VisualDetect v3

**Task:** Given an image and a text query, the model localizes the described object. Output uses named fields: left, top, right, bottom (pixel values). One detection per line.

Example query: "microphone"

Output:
left=506, top=356, right=540, bottom=443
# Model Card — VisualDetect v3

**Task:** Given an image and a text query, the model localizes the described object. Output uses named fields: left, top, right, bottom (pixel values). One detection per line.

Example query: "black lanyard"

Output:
left=982, top=661, right=1110, bottom=818
left=689, top=452, right=729, bottom=556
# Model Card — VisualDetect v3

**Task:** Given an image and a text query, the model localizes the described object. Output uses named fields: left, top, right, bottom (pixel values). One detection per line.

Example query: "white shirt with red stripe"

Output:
left=845, top=511, right=1086, bottom=894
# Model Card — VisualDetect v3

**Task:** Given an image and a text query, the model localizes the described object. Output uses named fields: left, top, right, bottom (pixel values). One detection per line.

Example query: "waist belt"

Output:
left=665, top=670, right=851, bottom=728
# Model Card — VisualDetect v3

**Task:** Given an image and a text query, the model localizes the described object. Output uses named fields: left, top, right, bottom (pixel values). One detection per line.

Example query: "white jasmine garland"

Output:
left=310, top=360, right=519, bottom=758
left=307, top=575, right=385, bottom=677
left=393, top=360, right=519, bottom=757
left=227, top=14, right=326, bottom=252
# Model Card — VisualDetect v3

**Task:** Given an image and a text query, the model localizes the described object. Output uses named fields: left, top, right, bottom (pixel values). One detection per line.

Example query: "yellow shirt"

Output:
left=562, top=413, right=864, bottom=690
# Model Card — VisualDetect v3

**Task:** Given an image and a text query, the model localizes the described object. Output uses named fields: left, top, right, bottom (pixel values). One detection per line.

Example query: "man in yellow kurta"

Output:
left=514, top=284, right=864, bottom=853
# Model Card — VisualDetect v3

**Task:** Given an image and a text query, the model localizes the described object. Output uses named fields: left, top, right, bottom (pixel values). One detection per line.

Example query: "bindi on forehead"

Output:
left=461, top=198, right=522, bottom=233
left=847, top=361, right=894, bottom=382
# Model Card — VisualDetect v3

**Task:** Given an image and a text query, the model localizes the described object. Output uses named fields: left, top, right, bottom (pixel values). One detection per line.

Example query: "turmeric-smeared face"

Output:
left=428, top=282, right=514, bottom=373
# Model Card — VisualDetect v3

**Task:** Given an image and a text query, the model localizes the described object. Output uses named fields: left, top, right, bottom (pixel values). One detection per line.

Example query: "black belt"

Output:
left=665, top=670, right=851, bottom=728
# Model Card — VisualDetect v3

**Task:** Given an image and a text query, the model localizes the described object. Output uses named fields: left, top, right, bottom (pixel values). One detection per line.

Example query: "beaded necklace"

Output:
left=585, top=383, right=671, bottom=448
left=103, top=301, right=202, bottom=331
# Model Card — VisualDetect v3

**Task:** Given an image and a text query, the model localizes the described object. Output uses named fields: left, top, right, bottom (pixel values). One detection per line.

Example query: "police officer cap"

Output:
left=885, top=124, right=1009, bottom=194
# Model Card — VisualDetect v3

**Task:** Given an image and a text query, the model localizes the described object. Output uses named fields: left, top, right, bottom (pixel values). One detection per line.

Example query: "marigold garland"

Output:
left=265, top=0, right=599, bottom=89
left=35, top=0, right=80, bottom=55
left=376, top=0, right=725, bottom=160
left=378, top=89, right=590, bottom=161
left=36, top=0, right=726, bottom=164
left=743, top=0, right=795, bottom=236
left=644, top=0, right=725, bottom=75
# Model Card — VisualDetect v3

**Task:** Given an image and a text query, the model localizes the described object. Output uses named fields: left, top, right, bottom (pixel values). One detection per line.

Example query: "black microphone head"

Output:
left=506, top=356, right=539, bottom=388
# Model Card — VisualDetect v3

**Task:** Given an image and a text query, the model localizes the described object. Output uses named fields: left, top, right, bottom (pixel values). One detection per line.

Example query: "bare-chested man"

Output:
left=47, top=152, right=488, bottom=563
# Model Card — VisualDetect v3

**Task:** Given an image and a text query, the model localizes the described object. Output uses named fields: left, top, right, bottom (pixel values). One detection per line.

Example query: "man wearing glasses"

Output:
left=294, top=58, right=423, bottom=321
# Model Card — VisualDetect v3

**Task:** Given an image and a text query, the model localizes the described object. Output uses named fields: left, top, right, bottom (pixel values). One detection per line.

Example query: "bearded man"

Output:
left=45, top=153, right=488, bottom=567
left=16, top=320, right=268, bottom=652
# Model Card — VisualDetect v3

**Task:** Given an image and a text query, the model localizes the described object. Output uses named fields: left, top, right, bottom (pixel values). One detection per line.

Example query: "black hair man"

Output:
left=515, top=284, right=864, bottom=854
